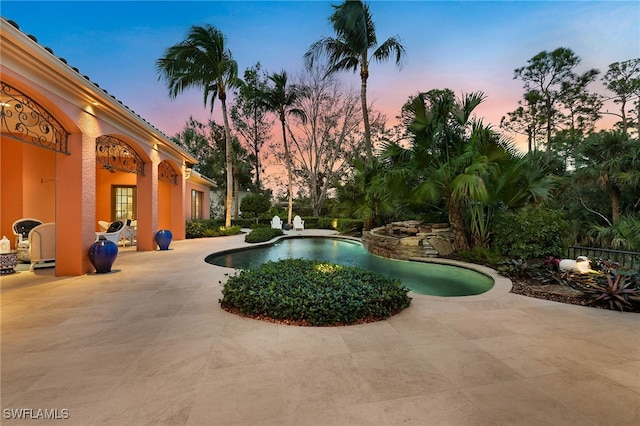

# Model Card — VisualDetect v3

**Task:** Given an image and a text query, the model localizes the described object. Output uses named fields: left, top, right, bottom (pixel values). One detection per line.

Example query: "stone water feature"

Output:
left=362, top=221, right=455, bottom=260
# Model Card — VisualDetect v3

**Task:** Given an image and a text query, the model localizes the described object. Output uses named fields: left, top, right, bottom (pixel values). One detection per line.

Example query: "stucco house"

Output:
left=1, top=18, right=214, bottom=276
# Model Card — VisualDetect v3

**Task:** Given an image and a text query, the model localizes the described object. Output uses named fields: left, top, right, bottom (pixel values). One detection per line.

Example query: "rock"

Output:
left=428, top=237, right=455, bottom=256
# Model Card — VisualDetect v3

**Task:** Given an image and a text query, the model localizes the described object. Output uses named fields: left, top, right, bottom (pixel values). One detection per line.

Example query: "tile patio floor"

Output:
left=1, top=230, right=639, bottom=425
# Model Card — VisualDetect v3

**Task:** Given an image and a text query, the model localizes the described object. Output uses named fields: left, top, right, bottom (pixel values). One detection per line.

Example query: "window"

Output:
left=111, top=185, right=136, bottom=221
left=191, top=190, right=203, bottom=220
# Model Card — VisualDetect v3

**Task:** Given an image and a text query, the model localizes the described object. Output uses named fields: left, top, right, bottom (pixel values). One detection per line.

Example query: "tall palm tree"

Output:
left=156, top=24, right=239, bottom=228
left=258, top=71, right=307, bottom=225
left=305, top=0, right=405, bottom=162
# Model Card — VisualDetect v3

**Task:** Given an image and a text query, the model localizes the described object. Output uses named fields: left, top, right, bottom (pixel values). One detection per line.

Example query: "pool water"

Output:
left=206, top=237, right=494, bottom=297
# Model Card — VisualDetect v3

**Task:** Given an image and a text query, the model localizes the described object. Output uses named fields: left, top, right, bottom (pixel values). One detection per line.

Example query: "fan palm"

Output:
left=258, top=71, right=307, bottom=225
left=305, top=0, right=405, bottom=162
left=335, top=158, right=396, bottom=229
left=156, top=24, right=239, bottom=227
left=575, top=130, right=640, bottom=223
left=382, top=89, right=553, bottom=251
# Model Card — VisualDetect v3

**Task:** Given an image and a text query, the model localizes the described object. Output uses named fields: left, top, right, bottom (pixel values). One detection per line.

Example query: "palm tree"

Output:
left=156, top=24, right=239, bottom=228
left=258, top=71, right=307, bottom=225
left=382, top=89, right=553, bottom=251
left=305, top=0, right=405, bottom=162
left=575, top=130, right=640, bottom=224
left=335, top=158, right=396, bottom=230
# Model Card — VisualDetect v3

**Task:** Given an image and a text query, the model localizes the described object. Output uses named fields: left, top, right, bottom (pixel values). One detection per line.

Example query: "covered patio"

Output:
left=2, top=231, right=638, bottom=425
left=1, top=18, right=213, bottom=276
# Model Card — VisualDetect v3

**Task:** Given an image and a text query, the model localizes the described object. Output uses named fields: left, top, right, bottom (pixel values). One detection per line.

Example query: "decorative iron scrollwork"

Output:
left=158, top=161, right=178, bottom=185
left=96, top=135, right=144, bottom=175
left=0, top=81, right=69, bottom=154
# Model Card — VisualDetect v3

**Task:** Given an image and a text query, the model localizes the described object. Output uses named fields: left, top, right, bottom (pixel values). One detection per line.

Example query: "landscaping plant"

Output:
left=220, top=258, right=411, bottom=325
left=244, top=228, right=284, bottom=243
left=583, top=271, right=640, bottom=311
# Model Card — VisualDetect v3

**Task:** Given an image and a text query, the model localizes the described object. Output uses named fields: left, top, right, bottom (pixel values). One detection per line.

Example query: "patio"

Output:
left=1, top=230, right=639, bottom=425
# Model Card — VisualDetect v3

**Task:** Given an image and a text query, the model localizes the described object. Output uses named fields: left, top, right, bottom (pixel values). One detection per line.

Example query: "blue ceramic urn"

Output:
left=88, top=236, right=118, bottom=273
left=155, top=229, right=172, bottom=250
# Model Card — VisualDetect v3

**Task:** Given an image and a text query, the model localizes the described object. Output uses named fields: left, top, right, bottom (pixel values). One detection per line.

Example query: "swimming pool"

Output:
left=206, top=237, right=494, bottom=297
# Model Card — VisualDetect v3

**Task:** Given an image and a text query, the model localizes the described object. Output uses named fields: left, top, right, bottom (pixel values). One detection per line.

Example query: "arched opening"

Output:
left=1, top=81, right=68, bottom=270
left=95, top=135, right=145, bottom=248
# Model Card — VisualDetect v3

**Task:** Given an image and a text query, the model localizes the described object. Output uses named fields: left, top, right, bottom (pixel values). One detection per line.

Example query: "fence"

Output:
left=567, top=246, right=640, bottom=271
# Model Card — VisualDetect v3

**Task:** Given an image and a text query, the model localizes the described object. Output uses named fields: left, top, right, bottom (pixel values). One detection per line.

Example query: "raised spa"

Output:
left=206, top=237, right=494, bottom=297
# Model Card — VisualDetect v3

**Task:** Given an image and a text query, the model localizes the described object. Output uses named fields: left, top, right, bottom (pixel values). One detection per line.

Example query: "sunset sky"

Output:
left=3, top=0, right=639, bottom=149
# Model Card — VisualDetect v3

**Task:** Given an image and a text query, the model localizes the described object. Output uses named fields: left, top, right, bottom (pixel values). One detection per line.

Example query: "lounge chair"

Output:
left=12, top=218, right=43, bottom=262
left=95, top=220, right=125, bottom=246
left=270, top=215, right=283, bottom=229
left=293, top=215, right=305, bottom=231
left=122, top=220, right=137, bottom=246
left=98, top=220, right=110, bottom=232
left=29, top=222, right=55, bottom=271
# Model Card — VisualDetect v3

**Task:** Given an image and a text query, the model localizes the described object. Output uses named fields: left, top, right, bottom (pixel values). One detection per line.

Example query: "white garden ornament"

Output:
left=559, top=256, right=593, bottom=274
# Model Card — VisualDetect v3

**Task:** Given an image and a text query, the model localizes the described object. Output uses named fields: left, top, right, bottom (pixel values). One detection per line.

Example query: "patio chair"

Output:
left=270, top=215, right=283, bottom=230
left=95, top=220, right=125, bottom=246
left=293, top=215, right=305, bottom=231
left=122, top=220, right=137, bottom=246
left=12, top=218, right=43, bottom=262
left=29, top=222, right=55, bottom=271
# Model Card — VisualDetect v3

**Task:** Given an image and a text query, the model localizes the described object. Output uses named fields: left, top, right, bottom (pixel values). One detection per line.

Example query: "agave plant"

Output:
left=584, top=272, right=640, bottom=311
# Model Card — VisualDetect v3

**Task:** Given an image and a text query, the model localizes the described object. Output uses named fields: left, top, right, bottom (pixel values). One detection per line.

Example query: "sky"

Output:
left=2, top=0, right=639, bottom=150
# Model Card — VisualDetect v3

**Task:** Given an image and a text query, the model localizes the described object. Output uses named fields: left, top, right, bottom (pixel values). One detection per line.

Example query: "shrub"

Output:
left=491, top=207, right=569, bottom=259
left=316, top=218, right=335, bottom=229
left=456, top=246, right=504, bottom=266
left=186, top=220, right=240, bottom=238
left=245, top=228, right=284, bottom=243
left=219, top=258, right=412, bottom=325
left=202, top=228, right=220, bottom=238
left=240, top=193, right=272, bottom=220
left=219, top=225, right=242, bottom=236
left=185, top=220, right=206, bottom=239
left=300, top=217, right=321, bottom=229
left=231, top=218, right=255, bottom=228
left=335, top=218, right=364, bottom=234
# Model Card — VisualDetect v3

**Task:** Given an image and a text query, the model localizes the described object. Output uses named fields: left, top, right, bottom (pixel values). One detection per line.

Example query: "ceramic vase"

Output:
left=88, top=237, right=118, bottom=273
left=155, top=229, right=172, bottom=250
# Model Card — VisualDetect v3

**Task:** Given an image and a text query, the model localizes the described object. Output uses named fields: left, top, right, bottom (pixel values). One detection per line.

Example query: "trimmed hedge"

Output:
left=220, top=258, right=411, bottom=325
left=245, top=228, right=284, bottom=243
left=335, top=218, right=364, bottom=234
left=186, top=220, right=241, bottom=238
left=491, top=207, right=569, bottom=259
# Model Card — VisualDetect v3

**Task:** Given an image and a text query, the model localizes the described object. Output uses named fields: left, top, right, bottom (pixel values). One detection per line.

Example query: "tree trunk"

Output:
left=611, top=186, right=621, bottom=224
left=281, top=118, right=293, bottom=225
left=636, top=102, right=640, bottom=137
left=545, top=96, right=553, bottom=163
left=233, top=165, right=239, bottom=220
left=360, top=59, right=372, bottom=163
left=221, top=97, right=233, bottom=228
left=253, top=108, right=261, bottom=189
left=447, top=198, right=470, bottom=251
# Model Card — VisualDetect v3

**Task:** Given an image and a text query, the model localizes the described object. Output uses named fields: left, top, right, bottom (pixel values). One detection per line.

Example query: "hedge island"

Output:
left=219, top=258, right=411, bottom=326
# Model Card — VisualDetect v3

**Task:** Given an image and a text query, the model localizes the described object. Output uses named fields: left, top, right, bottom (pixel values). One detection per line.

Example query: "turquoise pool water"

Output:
left=206, top=237, right=494, bottom=296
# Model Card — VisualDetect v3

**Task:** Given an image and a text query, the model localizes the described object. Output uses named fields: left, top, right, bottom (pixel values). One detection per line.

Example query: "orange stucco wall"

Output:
left=0, top=137, right=55, bottom=248
left=158, top=180, right=172, bottom=231
left=184, top=181, right=212, bottom=221
left=2, top=23, right=201, bottom=275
